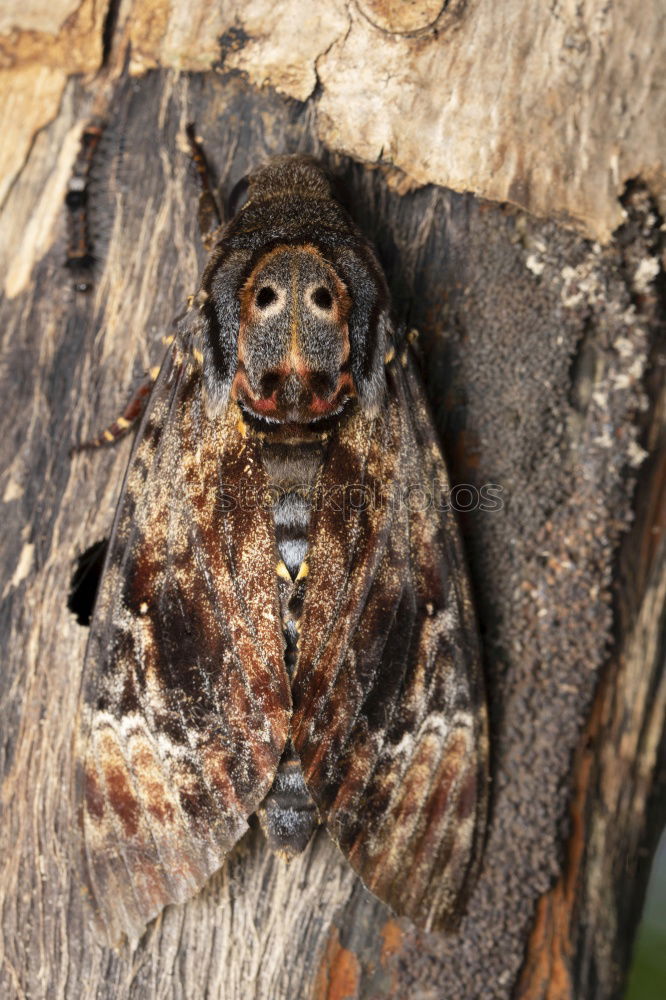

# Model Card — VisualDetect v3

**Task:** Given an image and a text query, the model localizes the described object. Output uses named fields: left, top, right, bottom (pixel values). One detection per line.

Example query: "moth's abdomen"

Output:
left=256, top=431, right=325, bottom=856
left=261, top=432, right=324, bottom=668
left=256, top=742, right=318, bottom=858
left=274, top=491, right=310, bottom=580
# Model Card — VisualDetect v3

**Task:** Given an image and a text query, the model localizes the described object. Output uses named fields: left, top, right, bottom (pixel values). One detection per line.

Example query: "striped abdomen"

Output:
left=256, top=432, right=325, bottom=857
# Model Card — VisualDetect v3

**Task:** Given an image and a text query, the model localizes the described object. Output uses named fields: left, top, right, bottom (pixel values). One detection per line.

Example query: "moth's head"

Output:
left=196, top=156, right=393, bottom=424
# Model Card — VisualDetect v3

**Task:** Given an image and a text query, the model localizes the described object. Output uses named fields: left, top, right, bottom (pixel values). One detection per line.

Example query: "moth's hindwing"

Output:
left=76, top=343, right=290, bottom=944
left=291, top=355, right=488, bottom=932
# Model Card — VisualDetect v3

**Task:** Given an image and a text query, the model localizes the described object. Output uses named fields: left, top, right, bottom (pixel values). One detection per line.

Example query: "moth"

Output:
left=76, top=149, right=488, bottom=945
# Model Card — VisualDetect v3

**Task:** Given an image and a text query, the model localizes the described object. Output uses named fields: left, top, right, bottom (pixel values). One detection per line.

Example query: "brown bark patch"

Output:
left=314, top=927, right=362, bottom=1000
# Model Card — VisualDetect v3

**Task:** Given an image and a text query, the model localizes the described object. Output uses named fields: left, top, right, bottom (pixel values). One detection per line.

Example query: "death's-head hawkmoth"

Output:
left=76, top=152, right=488, bottom=944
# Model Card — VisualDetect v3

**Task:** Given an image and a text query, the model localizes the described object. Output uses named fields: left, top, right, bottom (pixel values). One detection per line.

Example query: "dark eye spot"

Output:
left=256, top=286, right=277, bottom=309
left=312, top=286, right=333, bottom=310
left=259, top=371, right=282, bottom=397
left=309, top=371, right=335, bottom=397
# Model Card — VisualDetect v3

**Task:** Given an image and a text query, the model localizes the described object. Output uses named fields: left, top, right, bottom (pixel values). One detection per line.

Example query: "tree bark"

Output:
left=0, top=8, right=664, bottom=999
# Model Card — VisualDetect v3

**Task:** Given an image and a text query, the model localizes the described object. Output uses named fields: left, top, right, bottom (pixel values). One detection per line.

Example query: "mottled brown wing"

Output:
left=292, top=355, right=488, bottom=932
left=76, top=342, right=289, bottom=945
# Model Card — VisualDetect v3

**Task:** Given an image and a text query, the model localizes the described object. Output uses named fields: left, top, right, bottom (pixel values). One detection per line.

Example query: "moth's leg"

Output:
left=71, top=365, right=160, bottom=454
left=185, top=123, right=224, bottom=250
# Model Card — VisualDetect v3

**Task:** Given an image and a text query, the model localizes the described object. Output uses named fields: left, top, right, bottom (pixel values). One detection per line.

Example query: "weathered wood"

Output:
left=0, top=66, right=663, bottom=1000
left=3, top=1, right=666, bottom=241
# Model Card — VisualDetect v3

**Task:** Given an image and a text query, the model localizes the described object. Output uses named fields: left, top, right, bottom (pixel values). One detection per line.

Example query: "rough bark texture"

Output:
left=0, top=8, right=664, bottom=1000
left=2, top=1, right=666, bottom=242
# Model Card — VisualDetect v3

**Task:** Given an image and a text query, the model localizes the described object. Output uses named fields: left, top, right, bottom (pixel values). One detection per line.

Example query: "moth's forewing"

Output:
left=292, top=358, right=488, bottom=931
left=77, top=346, right=290, bottom=944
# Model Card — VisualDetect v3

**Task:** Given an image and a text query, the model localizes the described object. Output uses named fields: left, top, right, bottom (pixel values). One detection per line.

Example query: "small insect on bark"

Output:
left=64, top=121, right=104, bottom=292
left=75, top=142, right=488, bottom=945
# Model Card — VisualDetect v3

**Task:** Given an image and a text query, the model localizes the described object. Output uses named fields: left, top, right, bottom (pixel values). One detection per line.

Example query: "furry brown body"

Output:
left=77, top=155, right=488, bottom=945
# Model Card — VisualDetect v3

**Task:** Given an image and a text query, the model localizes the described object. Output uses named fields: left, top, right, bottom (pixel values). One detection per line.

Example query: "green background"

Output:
left=626, top=835, right=666, bottom=999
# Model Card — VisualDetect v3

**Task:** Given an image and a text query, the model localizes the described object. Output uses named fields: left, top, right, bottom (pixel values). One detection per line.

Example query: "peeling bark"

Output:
left=3, top=1, right=666, bottom=239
